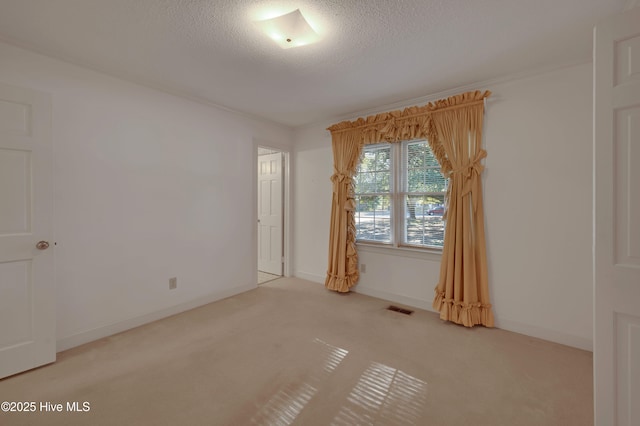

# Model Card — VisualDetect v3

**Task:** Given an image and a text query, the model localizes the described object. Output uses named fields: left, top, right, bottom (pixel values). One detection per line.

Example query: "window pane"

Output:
left=355, top=195, right=391, bottom=243
left=355, top=171, right=375, bottom=193
left=356, top=145, right=392, bottom=194
left=407, top=141, right=439, bottom=167
left=375, top=171, right=390, bottom=192
left=404, top=194, right=445, bottom=248
left=356, top=170, right=390, bottom=193
left=406, top=141, right=447, bottom=193
left=424, top=168, right=447, bottom=192
left=372, top=147, right=390, bottom=170
left=407, top=169, right=425, bottom=192
left=359, top=146, right=391, bottom=172
left=360, top=150, right=377, bottom=172
left=355, top=141, right=445, bottom=250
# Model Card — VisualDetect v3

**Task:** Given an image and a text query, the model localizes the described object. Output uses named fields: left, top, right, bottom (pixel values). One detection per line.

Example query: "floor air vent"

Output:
left=387, top=305, right=414, bottom=315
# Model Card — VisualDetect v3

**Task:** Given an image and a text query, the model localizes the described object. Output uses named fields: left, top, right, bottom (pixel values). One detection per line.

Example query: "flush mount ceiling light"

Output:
left=254, top=9, right=320, bottom=49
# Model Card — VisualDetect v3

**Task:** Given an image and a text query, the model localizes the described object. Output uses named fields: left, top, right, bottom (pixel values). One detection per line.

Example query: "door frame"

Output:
left=253, top=141, right=290, bottom=283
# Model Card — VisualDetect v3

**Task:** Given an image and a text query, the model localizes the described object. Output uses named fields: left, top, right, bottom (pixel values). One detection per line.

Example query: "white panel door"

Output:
left=258, top=152, right=283, bottom=276
left=594, top=6, right=640, bottom=425
left=0, top=82, right=54, bottom=378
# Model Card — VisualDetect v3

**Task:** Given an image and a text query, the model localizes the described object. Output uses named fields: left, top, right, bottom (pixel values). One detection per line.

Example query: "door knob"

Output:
left=36, top=241, right=50, bottom=250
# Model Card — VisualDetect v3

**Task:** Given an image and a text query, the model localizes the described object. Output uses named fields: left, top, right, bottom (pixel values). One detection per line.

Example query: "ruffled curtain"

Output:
left=325, top=127, right=362, bottom=292
left=326, top=90, right=494, bottom=327
left=428, top=92, right=494, bottom=327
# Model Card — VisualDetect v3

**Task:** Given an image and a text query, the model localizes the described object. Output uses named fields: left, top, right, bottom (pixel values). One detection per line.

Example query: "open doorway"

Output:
left=257, top=146, right=287, bottom=285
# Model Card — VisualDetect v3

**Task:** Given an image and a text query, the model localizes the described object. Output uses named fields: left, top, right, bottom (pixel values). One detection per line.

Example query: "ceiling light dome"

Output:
left=254, top=9, right=320, bottom=49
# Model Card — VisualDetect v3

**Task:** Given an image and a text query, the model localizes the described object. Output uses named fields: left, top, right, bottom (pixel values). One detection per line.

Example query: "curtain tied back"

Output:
left=325, top=90, right=494, bottom=329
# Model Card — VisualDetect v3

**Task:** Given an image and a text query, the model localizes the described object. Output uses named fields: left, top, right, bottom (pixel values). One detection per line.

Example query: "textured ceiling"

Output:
left=0, top=0, right=631, bottom=127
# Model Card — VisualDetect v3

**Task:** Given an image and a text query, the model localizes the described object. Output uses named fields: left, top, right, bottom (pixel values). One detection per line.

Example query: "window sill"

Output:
left=355, top=242, right=442, bottom=262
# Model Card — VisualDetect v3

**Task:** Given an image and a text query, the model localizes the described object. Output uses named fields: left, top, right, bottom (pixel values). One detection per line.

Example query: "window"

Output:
left=354, top=140, right=446, bottom=249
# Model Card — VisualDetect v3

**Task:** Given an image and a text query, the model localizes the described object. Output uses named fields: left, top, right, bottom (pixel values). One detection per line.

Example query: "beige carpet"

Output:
left=0, top=277, right=593, bottom=426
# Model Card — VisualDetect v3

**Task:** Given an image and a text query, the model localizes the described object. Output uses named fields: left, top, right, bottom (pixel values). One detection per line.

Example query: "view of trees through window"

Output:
left=354, top=145, right=392, bottom=242
left=354, top=140, right=446, bottom=248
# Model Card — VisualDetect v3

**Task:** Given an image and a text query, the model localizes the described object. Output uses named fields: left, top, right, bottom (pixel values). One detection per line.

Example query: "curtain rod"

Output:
left=328, top=99, right=486, bottom=135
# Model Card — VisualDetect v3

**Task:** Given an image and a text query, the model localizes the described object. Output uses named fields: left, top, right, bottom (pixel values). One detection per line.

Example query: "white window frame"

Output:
left=354, top=139, right=446, bottom=256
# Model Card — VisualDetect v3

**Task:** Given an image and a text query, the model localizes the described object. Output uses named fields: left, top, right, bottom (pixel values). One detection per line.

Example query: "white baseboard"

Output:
left=353, top=286, right=592, bottom=352
left=352, top=286, right=435, bottom=313
left=294, top=271, right=325, bottom=284
left=494, top=317, right=592, bottom=352
left=56, top=284, right=256, bottom=352
left=57, top=279, right=593, bottom=353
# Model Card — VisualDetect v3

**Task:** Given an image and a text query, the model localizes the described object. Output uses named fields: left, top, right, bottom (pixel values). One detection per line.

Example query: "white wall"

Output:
left=291, top=136, right=333, bottom=283
left=0, top=38, right=593, bottom=352
left=0, top=41, right=293, bottom=350
left=293, top=63, right=593, bottom=350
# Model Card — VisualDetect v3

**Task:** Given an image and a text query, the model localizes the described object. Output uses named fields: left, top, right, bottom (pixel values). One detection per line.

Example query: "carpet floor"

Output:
left=0, top=277, right=593, bottom=425
left=257, top=271, right=281, bottom=285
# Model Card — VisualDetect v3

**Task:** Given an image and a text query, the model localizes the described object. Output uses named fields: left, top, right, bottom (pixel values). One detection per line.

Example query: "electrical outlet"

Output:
left=360, top=263, right=366, bottom=273
left=169, top=277, right=177, bottom=290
